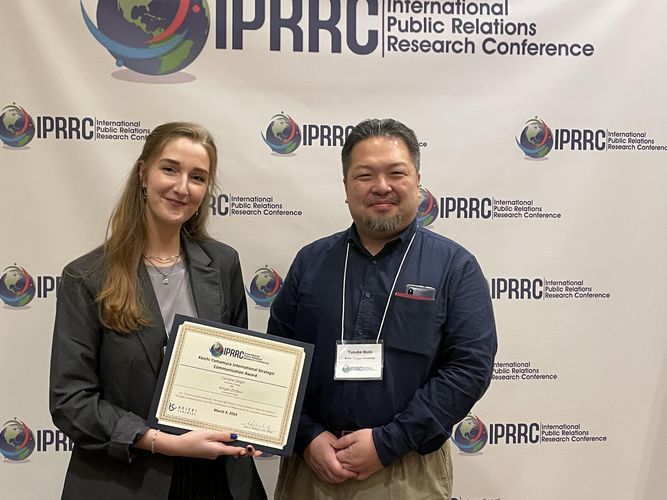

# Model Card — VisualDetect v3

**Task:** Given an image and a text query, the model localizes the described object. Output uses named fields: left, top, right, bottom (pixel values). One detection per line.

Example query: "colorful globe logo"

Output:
left=247, top=267, right=283, bottom=307
left=0, top=265, right=36, bottom=308
left=262, top=114, right=302, bottom=154
left=81, top=0, right=210, bottom=76
left=516, top=117, right=553, bottom=159
left=210, top=342, right=223, bottom=357
left=452, top=414, right=488, bottom=454
left=417, top=186, right=438, bottom=227
left=0, top=419, right=36, bottom=461
left=0, top=104, right=35, bottom=148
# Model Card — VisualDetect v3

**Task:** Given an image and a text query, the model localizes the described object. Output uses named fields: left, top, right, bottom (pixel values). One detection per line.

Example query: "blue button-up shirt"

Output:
left=268, top=219, right=497, bottom=465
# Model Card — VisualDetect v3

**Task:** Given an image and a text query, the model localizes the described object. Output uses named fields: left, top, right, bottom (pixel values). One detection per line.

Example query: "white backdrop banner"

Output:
left=1, top=1, right=666, bottom=499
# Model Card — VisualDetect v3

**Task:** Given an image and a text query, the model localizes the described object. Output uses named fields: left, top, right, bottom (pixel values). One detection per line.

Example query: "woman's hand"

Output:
left=167, top=430, right=247, bottom=459
left=136, top=429, right=261, bottom=460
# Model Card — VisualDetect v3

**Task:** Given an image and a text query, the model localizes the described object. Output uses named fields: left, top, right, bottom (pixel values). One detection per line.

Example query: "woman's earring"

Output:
left=142, top=186, right=147, bottom=200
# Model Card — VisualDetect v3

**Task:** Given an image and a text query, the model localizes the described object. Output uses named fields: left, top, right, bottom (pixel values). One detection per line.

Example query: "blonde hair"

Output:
left=97, top=122, right=219, bottom=333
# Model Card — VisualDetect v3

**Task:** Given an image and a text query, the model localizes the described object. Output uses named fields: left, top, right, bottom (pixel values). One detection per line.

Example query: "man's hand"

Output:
left=334, top=429, right=384, bottom=480
left=303, top=431, right=358, bottom=484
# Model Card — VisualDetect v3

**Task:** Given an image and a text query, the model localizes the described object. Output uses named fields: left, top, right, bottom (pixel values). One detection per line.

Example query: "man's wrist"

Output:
left=372, top=425, right=411, bottom=466
left=296, top=424, right=328, bottom=456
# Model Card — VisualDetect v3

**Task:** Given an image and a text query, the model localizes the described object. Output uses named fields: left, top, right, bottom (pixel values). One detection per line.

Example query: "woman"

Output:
left=49, top=122, right=266, bottom=500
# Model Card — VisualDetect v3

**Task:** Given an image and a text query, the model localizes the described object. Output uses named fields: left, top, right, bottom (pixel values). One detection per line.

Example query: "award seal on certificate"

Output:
left=148, top=314, right=313, bottom=456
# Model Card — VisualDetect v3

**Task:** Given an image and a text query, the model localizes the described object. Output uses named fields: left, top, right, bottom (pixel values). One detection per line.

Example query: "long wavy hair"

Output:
left=97, top=122, right=219, bottom=333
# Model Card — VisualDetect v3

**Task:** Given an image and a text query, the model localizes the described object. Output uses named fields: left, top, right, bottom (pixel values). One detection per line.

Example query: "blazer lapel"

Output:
left=184, top=238, right=222, bottom=322
left=136, top=264, right=168, bottom=377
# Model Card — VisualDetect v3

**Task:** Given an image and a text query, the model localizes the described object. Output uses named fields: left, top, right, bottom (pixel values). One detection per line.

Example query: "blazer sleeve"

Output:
left=228, top=249, right=248, bottom=329
left=49, top=263, right=148, bottom=463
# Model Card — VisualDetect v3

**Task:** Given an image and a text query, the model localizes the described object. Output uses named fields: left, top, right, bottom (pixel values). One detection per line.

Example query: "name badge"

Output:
left=334, top=341, right=383, bottom=381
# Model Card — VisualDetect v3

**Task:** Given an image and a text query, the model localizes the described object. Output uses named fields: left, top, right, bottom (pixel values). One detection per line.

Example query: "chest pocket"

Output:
left=383, top=294, right=440, bottom=357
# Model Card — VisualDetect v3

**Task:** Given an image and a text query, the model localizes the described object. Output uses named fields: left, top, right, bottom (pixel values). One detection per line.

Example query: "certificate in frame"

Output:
left=148, top=314, right=313, bottom=456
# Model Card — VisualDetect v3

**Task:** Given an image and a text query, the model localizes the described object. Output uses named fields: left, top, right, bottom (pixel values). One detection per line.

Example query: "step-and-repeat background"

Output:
left=2, top=1, right=666, bottom=499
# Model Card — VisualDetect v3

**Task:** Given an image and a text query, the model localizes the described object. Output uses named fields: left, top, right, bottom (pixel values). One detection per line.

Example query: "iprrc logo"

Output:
left=246, top=267, right=283, bottom=307
left=0, top=104, right=35, bottom=148
left=210, top=193, right=304, bottom=217
left=0, top=419, right=73, bottom=462
left=452, top=414, right=489, bottom=454
left=216, top=0, right=379, bottom=55
left=0, top=265, right=60, bottom=308
left=0, top=265, right=36, bottom=307
left=261, top=114, right=427, bottom=154
left=80, top=0, right=210, bottom=75
left=490, top=277, right=612, bottom=300
left=0, top=101, right=149, bottom=146
left=452, top=415, right=608, bottom=452
left=430, top=196, right=562, bottom=221
left=0, top=419, right=35, bottom=461
left=208, top=343, right=245, bottom=359
left=516, top=116, right=621, bottom=158
left=516, top=117, right=553, bottom=159
left=262, top=113, right=302, bottom=154
left=417, top=186, right=438, bottom=227
left=210, top=341, right=224, bottom=357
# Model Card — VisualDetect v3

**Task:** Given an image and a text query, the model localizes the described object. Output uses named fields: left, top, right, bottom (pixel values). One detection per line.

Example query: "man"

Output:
left=268, top=118, right=497, bottom=499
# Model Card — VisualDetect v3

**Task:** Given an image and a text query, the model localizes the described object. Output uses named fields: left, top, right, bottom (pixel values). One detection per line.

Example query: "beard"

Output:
left=361, top=193, right=403, bottom=234
left=362, top=213, right=402, bottom=234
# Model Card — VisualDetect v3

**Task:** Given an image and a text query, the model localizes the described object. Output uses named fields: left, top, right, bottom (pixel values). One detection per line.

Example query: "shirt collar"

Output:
left=346, top=218, right=418, bottom=259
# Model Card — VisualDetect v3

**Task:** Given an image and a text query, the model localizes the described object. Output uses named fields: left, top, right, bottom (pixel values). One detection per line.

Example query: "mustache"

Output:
left=366, top=194, right=400, bottom=206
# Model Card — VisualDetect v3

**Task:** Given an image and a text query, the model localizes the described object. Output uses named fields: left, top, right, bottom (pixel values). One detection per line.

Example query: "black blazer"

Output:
left=49, top=237, right=265, bottom=500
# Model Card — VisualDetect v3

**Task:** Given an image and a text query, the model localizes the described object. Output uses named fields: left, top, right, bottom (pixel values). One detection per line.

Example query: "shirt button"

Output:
left=372, top=260, right=377, bottom=264
left=357, top=329, right=363, bottom=335
left=364, top=292, right=371, bottom=298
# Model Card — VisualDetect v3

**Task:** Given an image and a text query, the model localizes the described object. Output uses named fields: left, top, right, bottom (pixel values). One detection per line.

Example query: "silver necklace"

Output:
left=144, top=255, right=181, bottom=285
